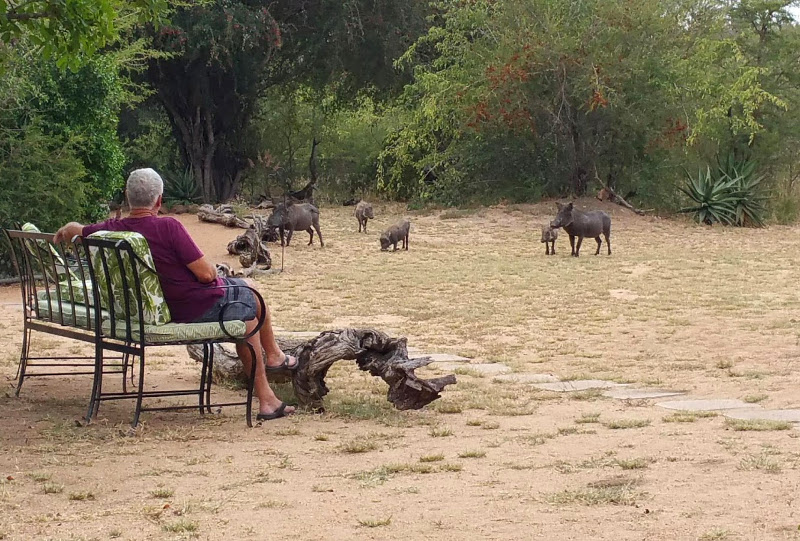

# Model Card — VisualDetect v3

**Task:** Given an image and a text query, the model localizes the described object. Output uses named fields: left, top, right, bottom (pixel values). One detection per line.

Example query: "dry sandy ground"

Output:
left=1, top=201, right=800, bottom=541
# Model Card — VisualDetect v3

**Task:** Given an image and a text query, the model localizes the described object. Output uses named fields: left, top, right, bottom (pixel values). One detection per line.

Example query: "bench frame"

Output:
left=3, top=229, right=129, bottom=396
left=3, top=227, right=265, bottom=428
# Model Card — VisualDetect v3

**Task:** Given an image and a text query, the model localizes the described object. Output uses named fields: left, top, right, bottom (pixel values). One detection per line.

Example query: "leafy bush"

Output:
left=679, top=155, right=767, bottom=227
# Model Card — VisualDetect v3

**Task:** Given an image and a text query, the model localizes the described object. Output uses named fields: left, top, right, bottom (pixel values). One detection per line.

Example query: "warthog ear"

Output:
left=566, top=202, right=574, bottom=210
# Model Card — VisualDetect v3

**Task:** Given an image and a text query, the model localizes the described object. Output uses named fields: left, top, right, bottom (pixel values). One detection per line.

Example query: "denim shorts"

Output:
left=194, top=278, right=258, bottom=323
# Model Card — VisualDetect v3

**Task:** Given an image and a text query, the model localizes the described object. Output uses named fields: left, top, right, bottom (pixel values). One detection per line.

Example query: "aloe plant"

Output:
left=679, top=154, right=766, bottom=227
left=163, top=169, right=201, bottom=205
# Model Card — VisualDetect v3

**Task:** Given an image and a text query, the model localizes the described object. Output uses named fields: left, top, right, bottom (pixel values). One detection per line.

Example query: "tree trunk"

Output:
left=186, top=329, right=457, bottom=411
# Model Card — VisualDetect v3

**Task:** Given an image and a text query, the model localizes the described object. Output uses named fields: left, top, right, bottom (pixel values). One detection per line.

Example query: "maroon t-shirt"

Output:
left=83, top=216, right=223, bottom=323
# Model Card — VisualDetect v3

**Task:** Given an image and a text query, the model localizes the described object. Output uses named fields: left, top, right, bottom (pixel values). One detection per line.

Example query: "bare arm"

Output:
left=186, top=256, right=218, bottom=284
left=54, top=222, right=85, bottom=244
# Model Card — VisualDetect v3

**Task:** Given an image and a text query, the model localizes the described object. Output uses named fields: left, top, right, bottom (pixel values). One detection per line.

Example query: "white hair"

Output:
left=125, top=168, right=164, bottom=209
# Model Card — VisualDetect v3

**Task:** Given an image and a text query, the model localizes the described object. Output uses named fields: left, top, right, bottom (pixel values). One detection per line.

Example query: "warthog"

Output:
left=541, top=225, right=558, bottom=255
left=550, top=202, right=611, bottom=257
left=380, top=219, right=410, bottom=251
left=355, top=201, right=374, bottom=233
left=267, top=201, right=324, bottom=247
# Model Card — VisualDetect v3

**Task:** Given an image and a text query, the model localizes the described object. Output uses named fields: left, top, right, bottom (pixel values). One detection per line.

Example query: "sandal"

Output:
left=265, top=354, right=299, bottom=372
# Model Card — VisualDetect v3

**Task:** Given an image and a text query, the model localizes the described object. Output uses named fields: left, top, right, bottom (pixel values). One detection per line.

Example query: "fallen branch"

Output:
left=594, top=167, right=650, bottom=216
left=197, top=204, right=250, bottom=228
left=187, top=328, right=456, bottom=411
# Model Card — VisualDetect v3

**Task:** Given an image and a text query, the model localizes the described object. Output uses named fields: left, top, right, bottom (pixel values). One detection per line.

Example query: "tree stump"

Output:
left=186, top=329, right=456, bottom=411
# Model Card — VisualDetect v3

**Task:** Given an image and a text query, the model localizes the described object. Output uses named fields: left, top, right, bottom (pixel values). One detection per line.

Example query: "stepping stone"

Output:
left=656, top=399, right=761, bottom=411
left=531, top=380, right=632, bottom=392
left=492, top=373, right=560, bottom=384
left=604, top=388, right=687, bottom=400
left=723, top=409, right=800, bottom=423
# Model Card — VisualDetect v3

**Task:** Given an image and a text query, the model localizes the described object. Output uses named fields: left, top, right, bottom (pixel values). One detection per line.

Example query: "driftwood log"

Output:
left=186, top=328, right=457, bottom=411
left=593, top=167, right=650, bottom=216
left=197, top=204, right=250, bottom=228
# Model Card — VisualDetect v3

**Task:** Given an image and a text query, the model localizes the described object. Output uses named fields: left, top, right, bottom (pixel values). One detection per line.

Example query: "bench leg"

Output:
left=86, top=344, right=103, bottom=423
left=15, top=326, right=32, bottom=397
left=242, top=341, right=257, bottom=428
left=205, top=344, right=215, bottom=414
left=131, top=351, right=146, bottom=429
left=198, top=343, right=209, bottom=414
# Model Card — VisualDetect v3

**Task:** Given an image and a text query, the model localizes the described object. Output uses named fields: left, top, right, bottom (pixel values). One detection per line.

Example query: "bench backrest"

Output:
left=84, top=231, right=172, bottom=330
left=2, top=227, right=94, bottom=329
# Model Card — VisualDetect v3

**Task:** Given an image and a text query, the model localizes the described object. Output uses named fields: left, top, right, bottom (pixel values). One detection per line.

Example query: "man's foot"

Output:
left=265, top=354, right=300, bottom=372
left=256, top=402, right=295, bottom=421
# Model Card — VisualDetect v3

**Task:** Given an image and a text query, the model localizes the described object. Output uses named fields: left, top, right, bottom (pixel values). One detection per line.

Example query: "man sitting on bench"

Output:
left=54, top=168, right=297, bottom=421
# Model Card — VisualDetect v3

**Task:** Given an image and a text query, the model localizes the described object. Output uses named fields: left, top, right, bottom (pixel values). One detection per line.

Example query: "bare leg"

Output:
left=605, top=233, right=611, bottom=255
left=569, top=235, right=576, bottom=256
left=235, top=280, right=296, bottom=417
left=595, top=236, right=601, bottom=255
left=307, top=227, right=314, bottom=245
left=575, top=236, right=583, bottom=257
left=545, top=243, right=550, bottom=255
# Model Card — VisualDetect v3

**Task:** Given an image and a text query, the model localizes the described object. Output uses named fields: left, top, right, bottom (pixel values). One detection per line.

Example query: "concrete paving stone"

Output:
left=531, top=380, right=632, bottom=392
left=656, top=399, right=762, bottom=411
left=492, top=373, right=560, bottom=384
left=723, top=409, right=800, bottom=423
left=603, top=388, right=687, bottom=400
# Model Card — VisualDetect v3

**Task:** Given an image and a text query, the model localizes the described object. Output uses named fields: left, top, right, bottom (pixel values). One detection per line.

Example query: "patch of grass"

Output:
left=571, top=389, right=604, bottom=401
left=557, top=426, right=579, bottom=436
left=43, top=483, right=64, bottom=494
left=663, top=411, right=718, bottom=423
left=435, top=402, right=463, bottom=414
left=109, top=529, right=122, bottom=538
left=420, top=454, right=445, bottom=463
left=313, top=434, right=330, bottom=441
left=715, top=359, right=734, bottom=370
left=698, top=529, right=733, bottom=540
left=545, top=479, right=640, bottom=506
left=441, top=463, right=463, bottom=472
left=162, top=519, right=199, bottom=533
left=149, top=488, right=174, bottom=499
left=725, top=419, right=793, bottom=431
left=742, top=393, right=768, bottom=404
left=274, top=427, right=301, bottom=436
left=339, top=438, right=379, bottom=454
left=311, top=485, right=334, bottom=493
left=68, top=491, right=95, bottom=501
left=575, top=413, right=601, bottom=424
left=604, top=419, right=651, bottom=430
left=481, top=421, right=500, bottom=430
left=429, top=426, right=453, bottom=437
left=256, top=500, right=287, bottom=509
left=357, top=516, right=392, bottom=528
left=466, top=419, right=483, bottom=426
left=458, top=450, right=486, bottom=459
left=615, top=458, right=650, bottom=470
left=737, top=454, right=782, bottom=473
left=28, top=472, right=52, bottom=482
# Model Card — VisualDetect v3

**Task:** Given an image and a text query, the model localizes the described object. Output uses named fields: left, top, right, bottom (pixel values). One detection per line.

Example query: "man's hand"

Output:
left=54, top=222, right=84, bottom=244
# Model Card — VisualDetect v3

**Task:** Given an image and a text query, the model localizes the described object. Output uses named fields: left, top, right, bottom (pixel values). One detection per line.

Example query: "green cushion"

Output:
left=35, top=297, right=98, bottom=328
left=22, top=223, right=90, bottom=303
left=101, top=319, right=247, bottom=343
left=87, top=231, right=172, bottom=325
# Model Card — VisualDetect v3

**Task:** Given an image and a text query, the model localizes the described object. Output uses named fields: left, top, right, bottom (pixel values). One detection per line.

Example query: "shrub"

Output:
left=679, top=154, right=767, bottom=227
